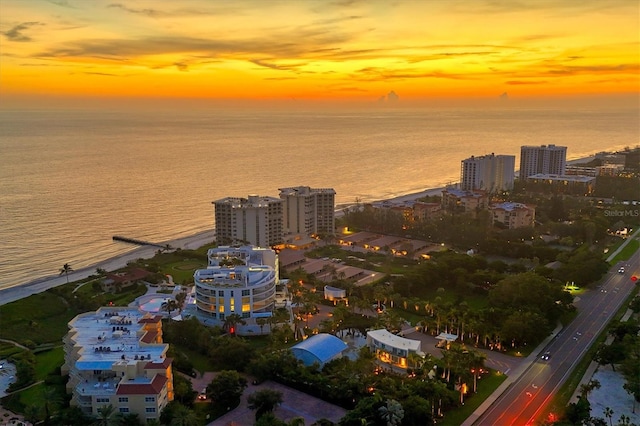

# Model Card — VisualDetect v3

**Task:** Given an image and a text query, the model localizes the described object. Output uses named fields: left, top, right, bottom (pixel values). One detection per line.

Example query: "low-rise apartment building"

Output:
left=489, top=202, right=536, bottom=229
left=441, top=188, right=488, bottom=216
left=62, top=307, right=174, bottom=422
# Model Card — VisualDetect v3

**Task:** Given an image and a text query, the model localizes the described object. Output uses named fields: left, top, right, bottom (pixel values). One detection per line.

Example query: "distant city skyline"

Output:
left=1, top=0, right=638, bottom=107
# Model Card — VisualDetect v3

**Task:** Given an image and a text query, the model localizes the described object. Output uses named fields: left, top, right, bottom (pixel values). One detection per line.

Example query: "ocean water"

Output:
left=0, top=105, right=637, bottom=289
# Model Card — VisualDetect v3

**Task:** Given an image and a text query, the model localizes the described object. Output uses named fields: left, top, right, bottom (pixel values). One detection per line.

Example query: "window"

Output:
left=145, top=396, right=156, bottom=403
left=218, top=290, right=224, bottom=297
left=242, top=289, right=250, bottom=296
left=145, top=407, right=156, bottom=413
left=119, top=407, right=130, bottom=413
left=96, top=397, right=110, bottom=403
left=118, top=397, right=129, bottom=403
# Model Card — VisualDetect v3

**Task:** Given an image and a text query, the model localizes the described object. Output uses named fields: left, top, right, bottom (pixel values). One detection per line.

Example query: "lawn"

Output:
left=34, top=347, right=64, bottom=381
left=609, top=238, right=639, bottom=264
left=174, top=346, right=215, bottom=375
left=0, top=292, right=80, bottom=346
left=0, top=282, right=148, bottom=346
left=162, top=259, right=207, bottom=284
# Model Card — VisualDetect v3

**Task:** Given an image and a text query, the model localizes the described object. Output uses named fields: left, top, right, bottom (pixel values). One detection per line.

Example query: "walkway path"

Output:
left=0, top=339, right=28, bottom=351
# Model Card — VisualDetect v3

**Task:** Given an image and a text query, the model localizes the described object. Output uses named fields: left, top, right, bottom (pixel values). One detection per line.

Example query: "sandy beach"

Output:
left=0, top=230, right=215, bottom=307
left=0, top=188, right=443, bottom=308
left=0, top=154, right=598, bottom=308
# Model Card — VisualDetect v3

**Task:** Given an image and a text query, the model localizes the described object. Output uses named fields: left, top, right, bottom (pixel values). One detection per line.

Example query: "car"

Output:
left=197, top=388, right=207, bottom=400
left=541, top=352, right=550, bottom=360
left=618, top=267, right=625, bottom=274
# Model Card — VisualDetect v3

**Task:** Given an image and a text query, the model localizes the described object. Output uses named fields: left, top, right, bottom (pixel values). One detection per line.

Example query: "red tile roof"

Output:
left=140, top=330, right=159, bottom=344
left=138, top=315, right=163, bottom=324
left=116, top=375, right=167, bottom=395
left=144, top=357, right=172, bottom=369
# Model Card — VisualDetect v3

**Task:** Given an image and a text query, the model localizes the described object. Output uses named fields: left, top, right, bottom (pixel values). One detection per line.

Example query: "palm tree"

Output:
left=161, top=299, right=179, bottom=317
left=223, top=313, right=246, bottom=335
left=170, top=405, right=199, bottom=426
left=579, top=379, right=601, bottom=401
left=95, top=404, right=117, bottom=426
left=175, top=292, right=187, bottom=313
left=378, top=399, right=404, bottom=426
left=248, top=389, right=284, bottom=420
left=60, top=263, right=74, bottom=283
left=604, top=407, right=614, bottom=426
left=42, top=385, right=63, bottom=424
left=256, top=317, right=267, bottom=335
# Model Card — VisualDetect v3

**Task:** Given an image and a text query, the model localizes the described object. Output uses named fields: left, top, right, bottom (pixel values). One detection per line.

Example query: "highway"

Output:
left=474, top=250, right=639, bottom=426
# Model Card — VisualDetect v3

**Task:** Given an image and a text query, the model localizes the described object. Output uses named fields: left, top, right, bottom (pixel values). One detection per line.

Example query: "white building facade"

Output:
left=62, top=307, right=174, bottom=422
left=460, top=154, right=515, bottom=192
left=213, top=195, right=284, bottom=247
left=279, top=186, right=336, bottom=236
left=519, top=144, right=567, bottom=180
left=191, top=246, right=279, bottom=334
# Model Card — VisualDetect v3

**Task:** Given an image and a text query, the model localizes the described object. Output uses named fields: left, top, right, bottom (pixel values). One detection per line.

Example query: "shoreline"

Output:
left=0, top=154, right=599, bottom=307
left=0, top=230, right=215, bottom=307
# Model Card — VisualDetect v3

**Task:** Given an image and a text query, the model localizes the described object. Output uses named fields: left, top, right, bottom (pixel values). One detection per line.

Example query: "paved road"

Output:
left=474, top=251, right=639, bottom=425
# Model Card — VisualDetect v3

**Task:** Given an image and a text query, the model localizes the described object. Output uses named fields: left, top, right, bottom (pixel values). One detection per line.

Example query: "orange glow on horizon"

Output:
left=1, top=0, right=638, bottom=106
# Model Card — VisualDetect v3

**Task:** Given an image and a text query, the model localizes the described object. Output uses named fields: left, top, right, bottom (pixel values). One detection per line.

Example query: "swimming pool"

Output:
left=138, top=297, right=172, bottom=314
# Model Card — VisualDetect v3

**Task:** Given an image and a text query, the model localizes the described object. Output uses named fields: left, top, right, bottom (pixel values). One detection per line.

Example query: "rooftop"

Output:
left=491, top=202, right=532, bottom=212
left=527, top=173, right=596, bottom=183
left=367, top=329, right=421, bottom=351
left=68, top=307, right=168, bottom=370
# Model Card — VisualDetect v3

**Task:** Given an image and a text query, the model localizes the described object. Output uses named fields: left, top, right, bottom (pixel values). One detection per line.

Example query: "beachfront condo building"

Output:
left=460, top=153, right=515, bottom=192
left=213, top=195, right=284, bottom=247
left=191, top=245, right=279, bottom=335
left=279, top=186, right=336, bottom=236
left=441, top=188, right=488, bottom=216
left=489, top=202, right=536, bottom=229
left=62, top=307, right=174, bottom=422
left=519, top=144, right=567, bottom=180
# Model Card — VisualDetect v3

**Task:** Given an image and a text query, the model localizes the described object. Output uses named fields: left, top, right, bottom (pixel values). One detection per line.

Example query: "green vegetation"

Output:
left=442, top=370, right=507, bottom=426
left=34, top=347, right=64, bottom=381
left=609, top=238, right=639, bottom=264
left=549, top=286, right=639, bottom=424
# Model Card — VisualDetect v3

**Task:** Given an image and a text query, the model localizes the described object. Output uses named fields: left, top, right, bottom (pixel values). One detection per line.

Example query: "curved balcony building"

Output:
left=192, top=246, right=279, bottom=334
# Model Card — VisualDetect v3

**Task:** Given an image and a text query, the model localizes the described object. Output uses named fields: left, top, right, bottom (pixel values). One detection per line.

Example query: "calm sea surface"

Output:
left=0, top=105, right=637, bottom=289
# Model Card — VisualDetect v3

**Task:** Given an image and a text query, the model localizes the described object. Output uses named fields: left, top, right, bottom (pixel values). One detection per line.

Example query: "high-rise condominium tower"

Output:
left=213, top=195, right=283, bottom=247
left=519, top=144, right=567, bottom=180
left=460, top=153, right=515, bottom=192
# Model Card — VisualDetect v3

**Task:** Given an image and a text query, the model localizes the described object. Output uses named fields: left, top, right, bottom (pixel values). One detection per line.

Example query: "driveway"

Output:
left=209, top=379, right=347, bottom=425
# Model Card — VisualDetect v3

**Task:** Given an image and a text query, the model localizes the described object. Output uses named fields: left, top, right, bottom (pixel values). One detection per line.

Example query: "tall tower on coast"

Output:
left=460, top=153, right=515, bottom=192
left=519, top=144, right=567, bottom=180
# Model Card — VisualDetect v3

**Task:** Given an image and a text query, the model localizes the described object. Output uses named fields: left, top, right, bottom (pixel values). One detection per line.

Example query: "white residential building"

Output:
left=279, top=186, right=336, bottom=236
left=190, top=246, right=280, bottom=335
left=519, top=144, right=567, bottom=180
left=213, top=195, right=284, bottom=247
left=460, top=153, right=515, bottom=192
left=62, top=307, right=173, bottom=422
left=366, top=329, right=424, bottom=370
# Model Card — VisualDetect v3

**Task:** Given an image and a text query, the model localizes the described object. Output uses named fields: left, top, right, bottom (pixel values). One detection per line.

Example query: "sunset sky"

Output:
left=1, top=0, right=638, bottom=105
